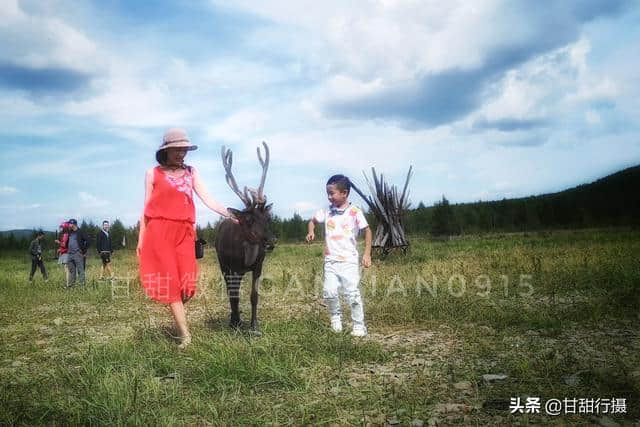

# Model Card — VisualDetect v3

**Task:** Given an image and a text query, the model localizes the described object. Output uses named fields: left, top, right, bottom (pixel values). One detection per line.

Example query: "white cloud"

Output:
left=316, top=75, right=386, bottom=107
left=466, top=36, right=624, bottom=133
left=247, top=125, right=426, bottom=173
left=479, top=70, right=548, bottom=123
left=214, top=0, right=614, bottom=126
left=0, top=186, right=18, bottom=195
left=585, top=110, right=602, bottom=125
left=61, top=51, right=290, bottom=128
left=214, top=0, right=499, bottom=80
left=0, top=0, right=638, bottom=229
left=78, top=191, right=109, bottom=208
left=0, top=0, right=100, bottom=73
left=205, top=110, right=270, bottom=142
left=563, top=40, right=619, bottom=106
left=293, top=201, right=319, bottom=215
left=63, top=63, right=187, bottom=127
left=0, top=203, right=41, bottom=210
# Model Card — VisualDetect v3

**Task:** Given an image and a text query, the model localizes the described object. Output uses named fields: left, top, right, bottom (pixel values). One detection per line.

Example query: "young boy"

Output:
left=306, top=174, right=372, bottom=337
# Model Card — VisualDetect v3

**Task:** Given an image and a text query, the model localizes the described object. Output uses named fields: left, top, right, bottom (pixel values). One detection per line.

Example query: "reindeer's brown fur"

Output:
left=215, top=143, right=274, bottom=335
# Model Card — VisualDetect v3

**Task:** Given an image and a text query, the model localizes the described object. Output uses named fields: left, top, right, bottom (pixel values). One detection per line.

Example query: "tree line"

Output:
left=1, top=165, right=638, bottom=251
left=0, top=219, right=136, bottom=255
left=0, top=215, right=323, bottom=253
left=408, top=165, right=640, bottom=235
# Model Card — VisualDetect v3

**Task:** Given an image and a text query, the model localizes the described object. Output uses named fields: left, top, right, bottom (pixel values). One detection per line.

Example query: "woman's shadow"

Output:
left=133, top=323, right=183, bottom=344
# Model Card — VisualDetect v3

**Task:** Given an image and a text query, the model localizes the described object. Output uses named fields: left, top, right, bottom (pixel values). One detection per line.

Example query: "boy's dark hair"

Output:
left=326, top=174, right=351, bottom=194
left=37, top=231, right=45, bottom=236
left=103, top=220, right=109, bottom=224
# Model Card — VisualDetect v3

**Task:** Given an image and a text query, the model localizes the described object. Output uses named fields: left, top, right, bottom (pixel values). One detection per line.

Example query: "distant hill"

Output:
left=405, top=165, right=640, bottom=234
left=530, top=164, right=640, bottom=225
left=0, top=229, right=46, bottom=239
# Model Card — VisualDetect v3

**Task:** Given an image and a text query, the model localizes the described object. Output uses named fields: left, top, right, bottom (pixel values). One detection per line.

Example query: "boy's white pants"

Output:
left=323, top=260, right=365, bottom=326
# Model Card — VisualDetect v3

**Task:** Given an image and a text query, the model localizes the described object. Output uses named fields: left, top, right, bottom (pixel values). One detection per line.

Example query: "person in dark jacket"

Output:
left=28, top=231, right=48, bottom=282
left=97, top=220, right=114, bottom=280
left=66, top=218, right=89, bottom=288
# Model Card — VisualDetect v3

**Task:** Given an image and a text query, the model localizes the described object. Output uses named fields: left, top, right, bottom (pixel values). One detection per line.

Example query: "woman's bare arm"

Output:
left=137, top=168, right=154, bottom=256
left=191, top=167, right=234, bottom=218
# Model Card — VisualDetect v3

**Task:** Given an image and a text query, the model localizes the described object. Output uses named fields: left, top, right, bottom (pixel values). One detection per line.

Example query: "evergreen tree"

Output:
left=80, top=220, right=98, bottom=253
left=431, top=195, right=458, bottom=236
left=7, top=233, right=16, bottom=250
left=109, top=219, right=126, bottom=250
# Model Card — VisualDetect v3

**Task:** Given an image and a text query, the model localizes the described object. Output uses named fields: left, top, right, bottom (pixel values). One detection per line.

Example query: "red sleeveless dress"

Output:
left=139, top=166, right=198, bottom=303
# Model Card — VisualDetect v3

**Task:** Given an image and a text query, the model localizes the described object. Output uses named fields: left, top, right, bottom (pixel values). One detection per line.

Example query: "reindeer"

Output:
left=215, top=142, right=275, bottom=336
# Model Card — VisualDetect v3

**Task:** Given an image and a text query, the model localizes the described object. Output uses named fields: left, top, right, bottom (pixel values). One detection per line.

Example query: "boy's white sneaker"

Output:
left=351, top=324, right=367, bottom=337
left=330, top=316, right=343, bottom=333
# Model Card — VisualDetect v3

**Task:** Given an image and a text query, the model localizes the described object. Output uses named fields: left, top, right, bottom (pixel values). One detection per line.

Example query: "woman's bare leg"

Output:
left=169, top=301, right=191, bottom=348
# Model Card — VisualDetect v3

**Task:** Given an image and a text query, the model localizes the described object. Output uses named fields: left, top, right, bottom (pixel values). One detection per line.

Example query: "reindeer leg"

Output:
left=249, top=267, right=261, bottom=337
left=225, top=271, right=242, bottom=329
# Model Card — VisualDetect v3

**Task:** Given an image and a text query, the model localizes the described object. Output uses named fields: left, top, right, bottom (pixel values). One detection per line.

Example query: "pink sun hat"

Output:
left=156, top=128, right=198, bottom=154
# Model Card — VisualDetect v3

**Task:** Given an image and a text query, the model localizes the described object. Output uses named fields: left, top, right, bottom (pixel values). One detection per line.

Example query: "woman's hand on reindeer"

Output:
left=222, top=209, right=240, bottom=224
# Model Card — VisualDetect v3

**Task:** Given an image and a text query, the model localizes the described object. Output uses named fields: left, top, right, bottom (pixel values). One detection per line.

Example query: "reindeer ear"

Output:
left=227, top=208, right=245, bottom=222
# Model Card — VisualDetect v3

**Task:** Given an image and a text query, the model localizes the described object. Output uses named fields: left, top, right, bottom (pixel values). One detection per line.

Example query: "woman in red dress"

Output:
left=137, top=128, right=236, bottom=349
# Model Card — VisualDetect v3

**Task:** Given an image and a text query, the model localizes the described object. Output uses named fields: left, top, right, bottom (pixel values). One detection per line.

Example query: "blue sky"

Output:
left=1, top=0, right=639, bottom=230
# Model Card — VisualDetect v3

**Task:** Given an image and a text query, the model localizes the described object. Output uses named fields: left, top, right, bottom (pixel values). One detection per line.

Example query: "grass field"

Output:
left=1, top=229, right=639, bottom=425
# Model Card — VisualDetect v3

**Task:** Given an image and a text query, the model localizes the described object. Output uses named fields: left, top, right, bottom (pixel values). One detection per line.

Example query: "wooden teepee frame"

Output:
left=351, top=166, right=413, bottom=256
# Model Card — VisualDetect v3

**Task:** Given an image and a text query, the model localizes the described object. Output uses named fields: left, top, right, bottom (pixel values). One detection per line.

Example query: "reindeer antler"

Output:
left=221, top=146, right=252, bottom=208
left=256, top=141, right=269, bottom=202
left=221, top=142, right=270, bottom=208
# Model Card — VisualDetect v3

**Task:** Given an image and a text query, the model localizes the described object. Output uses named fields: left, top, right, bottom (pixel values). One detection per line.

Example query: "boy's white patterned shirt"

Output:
left=313, top=203, right=369, bottom=264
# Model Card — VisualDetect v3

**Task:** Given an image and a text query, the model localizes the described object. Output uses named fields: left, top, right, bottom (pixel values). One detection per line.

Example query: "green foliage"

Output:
left=430, top=195, right=458, bottom=236
left=109, top=219, right=126, bottom=249
left=0, top=229, right=638, bottom=424
left=406, top=165, right=640, bottom=235
left=78, top=219, right=98, bottom=253
left=1, top=165, right=638, bottom=250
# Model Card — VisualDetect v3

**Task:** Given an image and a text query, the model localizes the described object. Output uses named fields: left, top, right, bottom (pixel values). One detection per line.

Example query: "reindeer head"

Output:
left=227, top=203, right=275, bottom=251
left=222, top=142, right=276, bottom=260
